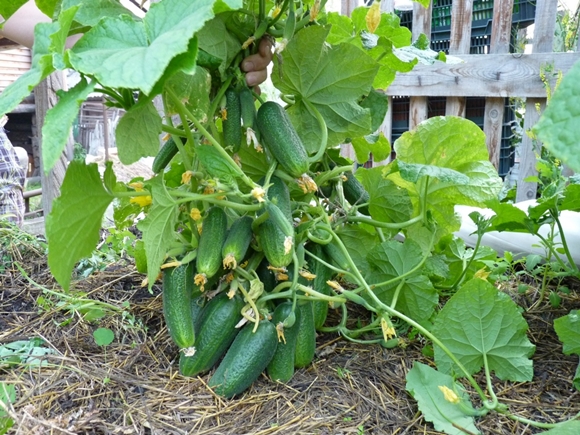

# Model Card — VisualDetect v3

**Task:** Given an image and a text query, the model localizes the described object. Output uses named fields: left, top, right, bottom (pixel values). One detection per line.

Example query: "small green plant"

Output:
left=335, top=367, right=351, bottom=379
left=0, top=383, right=16, bottom=435
left=93, top=327, right=115, bottom=383
left=0, top=338, right=56, bottom=369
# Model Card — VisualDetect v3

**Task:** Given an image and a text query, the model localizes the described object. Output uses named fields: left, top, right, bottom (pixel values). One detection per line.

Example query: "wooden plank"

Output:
left=484, top=0, right=513, bottom=169
left=446, top=0, right=473, bottom=117
left=385, top=52, right=579, bottom=97
left=516, top=0, right=558, bottom=202
left=409, top=1, right=431, bottom=130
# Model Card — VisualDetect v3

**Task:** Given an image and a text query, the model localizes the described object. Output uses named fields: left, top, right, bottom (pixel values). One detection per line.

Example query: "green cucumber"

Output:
left=179, top=292, right=244, bottom=377
left=209, top=320, right=278, bottom=398
left=256, top=258, right=277, bottom=292
left=223, top=88, right=242, bottom=152
left=222, top=215, right=253, bottom=269
left=256, top=101, right=309, bottom=178
left=343, top=170, right=370, bottom=215
left=162, top=261, right=198, bottom=349
left=307, top=244, right=333, bottom=330
left=239, top=87, right=256, bottom=129
left=152, top=137, right=178, bottom=173
left=256, top=176, right=295, bottom=268
left=195, top=207, right=228, bottom=288
left=323, top=238, right=351, bottom=272
left=267, top=302, right=302, bottom=382
left=197, top=48, right=222, bottom=71
left=294, top=301, right=316, bottom=369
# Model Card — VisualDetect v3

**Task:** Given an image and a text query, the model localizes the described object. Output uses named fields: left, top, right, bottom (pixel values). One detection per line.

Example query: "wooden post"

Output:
left=446, top=0, right=473, bottom=118
left=409, top=1, right=431, bottom=129
left=483, top=0, right=514, bottom=170
left=516, top=0, right=557, bottom=202
left=102, top=98, right=110, bottom=162
left=34, top=71, right=70, bottom=217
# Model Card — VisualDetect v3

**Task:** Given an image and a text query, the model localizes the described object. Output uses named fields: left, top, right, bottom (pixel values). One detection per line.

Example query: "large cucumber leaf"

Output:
left=68, top=0, right=216, bottom=94
left=272, top=25, right=378, bottom=153
left=406, top=362, right=481, bottom=435
left=534, top=59, right=580, bottom=173
left=432, top=278, right=536, bottom=382
left=47, top=161, right=115, bottom=290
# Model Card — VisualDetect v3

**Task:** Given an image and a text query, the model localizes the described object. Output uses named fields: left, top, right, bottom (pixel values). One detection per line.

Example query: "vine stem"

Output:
left=166, top=88, right=257, bottom=190
left=325, top=224, right=488, bottom=400
left=302, top=99, right=328, bottom=164
left=552, top=208, right=579, bottom=273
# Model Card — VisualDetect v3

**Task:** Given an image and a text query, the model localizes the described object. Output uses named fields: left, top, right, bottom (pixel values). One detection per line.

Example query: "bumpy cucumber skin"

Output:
left=256, top=176, right=294, bottom=268
left=179, top=293, right=244, bottom=377
left=209, top=320, right=278, bottom=398
left=343, top=171, right=370, bottom=215
left=294, top=301, right=317, bottom=369
left=256, top=101, right=309, bottom=178
left=239, top=87, right=256, bottom=129
left=267, top=302, right=302, bottom=383
left=152, top=137, right=178, bottom=173
left=323, top=239, right=351, bottom=272
left=307, top=244, right=333, bottom=330
left=196, top=207, right=228, bottom=280
left=221, top=215, right=253, bottom=269
left=162, top=262, right=197, bottom=349
left=223, top=88, right=242, bottom=152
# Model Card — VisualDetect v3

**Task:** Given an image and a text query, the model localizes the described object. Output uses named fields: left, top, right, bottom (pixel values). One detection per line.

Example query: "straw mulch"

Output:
left=1, top=237, right=579, bottom=435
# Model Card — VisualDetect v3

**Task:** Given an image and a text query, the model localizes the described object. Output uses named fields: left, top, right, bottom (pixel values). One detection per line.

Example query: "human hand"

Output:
left=242, top=38, right=274, bottom=92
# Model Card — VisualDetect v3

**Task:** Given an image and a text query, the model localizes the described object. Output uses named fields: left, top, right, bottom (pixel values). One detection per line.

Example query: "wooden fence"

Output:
left=341, top=0, right=579, bottom=202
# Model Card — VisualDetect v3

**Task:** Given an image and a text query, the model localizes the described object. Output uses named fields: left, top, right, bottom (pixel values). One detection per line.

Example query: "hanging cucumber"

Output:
left=222, top=215, right=253, bottom=269
left=239, top=87, right=256, bottom=130
left=267, top=302, right=302, bottom=383
left=152, top=137, right=179, bottom=173
left=162, top=261, right=198, bottom=350
left=343, top=170, right=370, bottom=215
left=195, top=207, right=228, bottom=289
left=222, top=87, right=243, bottom=153
left=294, top=301, right=317, bottom=369
left=179, top=292, right=245, bottom=377
left=208, top=319, right=278, bottom=398
left=307, top=244, right=334, bottom=330
left=256, top=101, right=309, bottom=178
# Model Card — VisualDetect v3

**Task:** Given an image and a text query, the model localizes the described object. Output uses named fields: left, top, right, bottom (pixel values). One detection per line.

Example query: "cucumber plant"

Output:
left=1, top=0, right=579, bottom=432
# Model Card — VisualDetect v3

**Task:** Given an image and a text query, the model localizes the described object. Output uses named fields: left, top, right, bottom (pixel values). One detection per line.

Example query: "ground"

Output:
left=1, top=230, right=579, bottom=435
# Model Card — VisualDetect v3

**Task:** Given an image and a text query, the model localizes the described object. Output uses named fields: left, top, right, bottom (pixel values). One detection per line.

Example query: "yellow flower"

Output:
left=130, top=195, right=152, bottom=207
left=380, top=316, right=397, bottom=340
left=251, top=186, right=266, bottom=203
left=190, top=208, right=202, bottom=221
left=128, top=181, right=144, bottom=191
left=296, top=174, right=318, bottom=194
left=181, top=171, right=195, bottom=184
left=438, top=385, right=460, bottom=404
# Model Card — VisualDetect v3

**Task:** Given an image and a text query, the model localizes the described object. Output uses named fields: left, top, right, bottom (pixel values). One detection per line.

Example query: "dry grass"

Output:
left=1, top=241, right=579, bottom=435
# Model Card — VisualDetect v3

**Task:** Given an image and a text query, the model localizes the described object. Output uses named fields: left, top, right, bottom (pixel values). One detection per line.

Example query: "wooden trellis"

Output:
left=342, top=0, right=579, bottom=202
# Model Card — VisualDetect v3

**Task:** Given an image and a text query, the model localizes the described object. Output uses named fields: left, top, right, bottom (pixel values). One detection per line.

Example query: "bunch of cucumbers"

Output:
left=155, top=82, right=371, bottom=398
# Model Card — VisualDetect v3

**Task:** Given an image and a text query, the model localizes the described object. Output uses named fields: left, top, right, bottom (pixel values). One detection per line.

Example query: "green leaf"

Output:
left=554, top=310, right=580, bottom=355
left=542, top=420, right=580, bottom=434
left=195, top=16, right=241, bottom=78
left=61, top=0, right=138, bottom=26
left=351, top=7, right=412, bottom=48
left=398, top=160, right=470, bottom=184
left=387, top=117, right=503, bottom=235
left=0, top=0, right=28, bottom=25
left=134, top=240, right=148, bottom=274
left=273, top=25, right=378, bottom=153
left=36, top=0, right=60, bottom=18
left=137, top=177, right=178, bottom=288
left=68, top=0, right=216, bottom=94
left=336, top=224, right=379, bottom=278
left=534, top=59, right=580, bottom=173
left=366, top=239, right=438, bottom=323
left=406, top=362, right=481, bottom=435
left=561, top=184, right=580, bottom=212
left=0, top=382, right=16, bottom=434
left=196, top=145, right=239, bottom=182
left=93, top=328, right=115, bottom=346
left=0, top=21, right=58, bottom=116
left=360, top=88, right=389, bottom=132
left=42, top=77, right=95, bottom=173
left=237, top=142, right=268, bottom=181
left=358, top=167, right=413, bottom=224
left=351, top=133, right=390, bottom=164
left=47, top=161, right=114, bottom=290
left=326, top=12, right=355, bottom=45
left=432, top=278, right=536, bottom=382
left=115, top=100, right=163, bottom=164
left=163, top=67, right=211, bottom=121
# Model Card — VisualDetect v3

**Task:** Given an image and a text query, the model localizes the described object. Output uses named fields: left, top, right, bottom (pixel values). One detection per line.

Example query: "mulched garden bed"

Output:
left=1, top=233, right=579, bottom=435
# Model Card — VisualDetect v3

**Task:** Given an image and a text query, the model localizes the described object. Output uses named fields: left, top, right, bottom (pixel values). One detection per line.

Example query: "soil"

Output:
left=1, top=232, right=579, bottom=435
